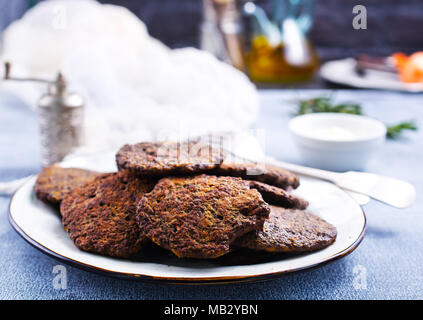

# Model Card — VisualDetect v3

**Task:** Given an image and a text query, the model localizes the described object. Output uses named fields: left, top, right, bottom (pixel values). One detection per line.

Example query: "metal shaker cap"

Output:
left=39, top=72, right=84, bottom=109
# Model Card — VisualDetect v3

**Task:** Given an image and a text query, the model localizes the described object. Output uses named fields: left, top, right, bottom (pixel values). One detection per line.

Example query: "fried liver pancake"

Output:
left=116, top=141, right=224, bottom=176
left=214, top=162, right=300, bottom=190
left=115, top=140, right=299, bottom=190
left=34, top=166, right=102, bottom=204
left=235, top=206, right=337, bottom=253
left=61, top=171, right=156, bottom=258
left=248, top=181, right=308, bottom=209
left=137, top=174, right=270, bottom=259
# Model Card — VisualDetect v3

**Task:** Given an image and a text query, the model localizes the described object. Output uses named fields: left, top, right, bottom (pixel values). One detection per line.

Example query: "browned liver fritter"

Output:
left=137, top=174, right=270, bottom=259
left=33, top=166, right=103, bottom=204
left=235, top=206, right=337, bottom=253
left=116, top=141, right=224, bottom=176
left=213, top=162, right=300, bottom=190
left=116, top=140, right=299, bottom=190
left=248, top=181, right=308, bottom=209
left=61, top=171, right=156, bottom=258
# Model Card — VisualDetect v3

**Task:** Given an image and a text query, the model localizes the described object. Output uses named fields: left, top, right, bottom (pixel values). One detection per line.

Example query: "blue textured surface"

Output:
left=0, top=89, right=422, bottom=300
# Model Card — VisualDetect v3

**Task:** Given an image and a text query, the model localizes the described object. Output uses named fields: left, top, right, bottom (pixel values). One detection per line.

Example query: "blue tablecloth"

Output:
left=1, top=89, right=422, bottom=300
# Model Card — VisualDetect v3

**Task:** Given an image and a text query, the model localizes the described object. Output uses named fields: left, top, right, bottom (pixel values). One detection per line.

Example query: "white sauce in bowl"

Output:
left=312, top=126, right=358, bottom=141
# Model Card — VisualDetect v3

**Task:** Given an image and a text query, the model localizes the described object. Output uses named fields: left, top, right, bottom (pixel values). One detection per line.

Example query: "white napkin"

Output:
left=0, top=0, right=259, bottom=151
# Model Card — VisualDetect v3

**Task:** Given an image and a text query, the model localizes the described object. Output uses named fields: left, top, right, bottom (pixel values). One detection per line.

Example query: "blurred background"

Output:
left=2, top=0, right=423, bottom=58
left=2, top=0, right=423, bottom=89
left=104, top=0, right=423, bottom=63
left=1, top=0, right=423, bottom=88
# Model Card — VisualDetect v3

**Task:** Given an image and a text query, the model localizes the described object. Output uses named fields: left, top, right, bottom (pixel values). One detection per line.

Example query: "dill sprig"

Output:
left=297, top=97, right=363, bottom=116
left=386, top=121, right=418, bottom=139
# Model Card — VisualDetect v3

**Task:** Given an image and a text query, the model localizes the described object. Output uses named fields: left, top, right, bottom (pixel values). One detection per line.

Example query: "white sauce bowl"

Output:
left=289, top=113, right=386, bottom=171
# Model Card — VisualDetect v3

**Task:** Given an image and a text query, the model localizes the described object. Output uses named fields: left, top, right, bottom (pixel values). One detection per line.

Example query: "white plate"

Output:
left=8, top=153, right=366, bottom=284
left=320, top=58, right=423, bottom=92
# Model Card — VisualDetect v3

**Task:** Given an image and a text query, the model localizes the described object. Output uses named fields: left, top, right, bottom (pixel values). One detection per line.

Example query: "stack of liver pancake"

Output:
left=34, top=140, right=337, bottom=259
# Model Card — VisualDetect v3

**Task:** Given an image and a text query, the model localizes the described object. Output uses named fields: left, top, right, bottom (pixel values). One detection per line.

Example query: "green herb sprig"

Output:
left=386, top=121, right=418, bottom=139
left=295, top=96, right=418, bottom=139
left=297, top=97, right=363, bottom=116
